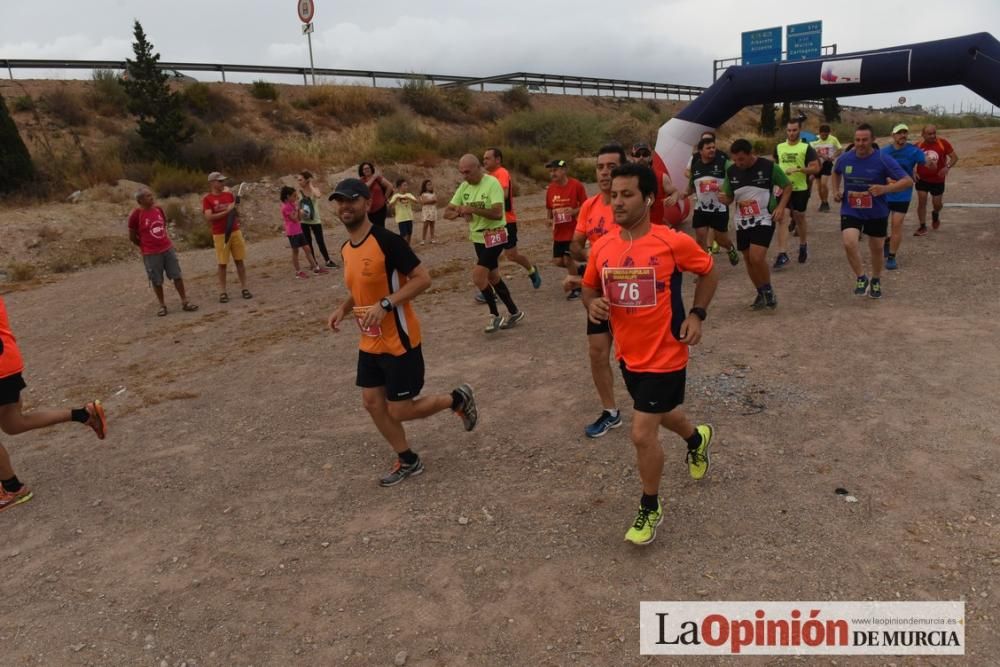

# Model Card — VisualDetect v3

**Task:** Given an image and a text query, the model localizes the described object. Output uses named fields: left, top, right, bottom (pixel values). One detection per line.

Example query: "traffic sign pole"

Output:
left=308, top=29, right=315, bottom=85
left=297, top=0, right=317, bottom=85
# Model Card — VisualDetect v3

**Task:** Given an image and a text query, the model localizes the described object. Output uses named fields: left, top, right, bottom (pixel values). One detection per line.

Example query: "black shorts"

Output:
left=503, top=223, right=518, bottom=249
left=915, top=181, right=945, bottom=196
left=887, top=201, right=910, bottom=214
left=789, top=190, right=810, bottom=212
left=820, top=162, right=834, bottom=176
left=692, top=210, right=729, bottom=232
left=841, top=216, right=888, bottom=237
left=473, top=242, right=504, bottom=270
left=356, top=347, right=425, bottom=401
left=620, top=363, right=686, bottom=414
left=587, top=318, right=611, bottom=335
left=397, top=220, right=413, bottom=237
left=288, top=233, right=309, bottom=249
left=736, top=224, right=775, bottom=251
left=552, top=241, right=571, bottom=258
left=0, top=373, right=26, bottom=406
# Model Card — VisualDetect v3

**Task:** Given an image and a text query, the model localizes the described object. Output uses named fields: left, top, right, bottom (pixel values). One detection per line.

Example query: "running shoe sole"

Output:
left=86, top=400, right=107, bottom=440
left=454, top=383, right=478, bottom=432
left=625, top=509, right=664, bottom=546
left=0, top=488, right=33, bottom=513
left=379, top=461, right=424, bottom=487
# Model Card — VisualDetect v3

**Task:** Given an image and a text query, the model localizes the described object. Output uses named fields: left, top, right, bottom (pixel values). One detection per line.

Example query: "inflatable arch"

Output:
left=654, top=32, right=1000, bottom=225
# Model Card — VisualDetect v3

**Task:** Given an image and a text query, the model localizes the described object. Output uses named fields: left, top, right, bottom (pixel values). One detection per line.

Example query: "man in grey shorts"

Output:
left=127, top=187, right=198, bottom=316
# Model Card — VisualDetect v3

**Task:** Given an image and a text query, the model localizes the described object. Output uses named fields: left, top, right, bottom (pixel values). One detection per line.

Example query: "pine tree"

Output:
left=121, top=20, right=192, bottom=163
left=822, top=98, right=842, bottom=123
left=760, top=104, right=777, bottom=135
left=0, top=94, right=35, bottom=194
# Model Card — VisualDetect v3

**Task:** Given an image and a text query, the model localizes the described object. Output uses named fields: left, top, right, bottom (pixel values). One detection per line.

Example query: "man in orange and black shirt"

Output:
left=582, top=162, right=719, bottom=546
left=0, top=295, right=107, bottom=513
left=328, top=179, right=479, bottom=487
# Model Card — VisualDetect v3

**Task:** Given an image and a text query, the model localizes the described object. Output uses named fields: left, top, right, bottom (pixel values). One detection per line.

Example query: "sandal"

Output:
left=241, top=289, right=253, bottom=299
left=182, top=302, right=199, bottom=312
left=219, top=293, right=229, bottom=303
left=156, top=306, right=168, bottom=317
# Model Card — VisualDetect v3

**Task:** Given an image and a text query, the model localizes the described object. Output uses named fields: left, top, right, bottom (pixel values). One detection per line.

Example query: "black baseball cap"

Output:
left=631, top=142, right=651, bottom=153
left=329, top=178, right=371, bottom=201
left=545, top=159, right=567, bottom=168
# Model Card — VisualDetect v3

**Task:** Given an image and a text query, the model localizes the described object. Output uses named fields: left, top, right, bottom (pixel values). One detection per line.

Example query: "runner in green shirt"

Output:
left=773, top=120, right=820, bottom=267
left=444, top=154, right=524, bottom=334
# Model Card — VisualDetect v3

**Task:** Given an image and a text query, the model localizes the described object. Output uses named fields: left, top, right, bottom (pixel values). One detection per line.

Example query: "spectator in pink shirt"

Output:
left=127, top=187, right=198, bottom=316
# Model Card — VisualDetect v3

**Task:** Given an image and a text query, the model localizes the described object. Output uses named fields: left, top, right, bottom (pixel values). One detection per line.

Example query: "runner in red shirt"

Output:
left=128, top=187, right=198, bottom=317
left=913, top=125, right=958, bottom=235
left=0, top=295, right=108, bottom=514
left=568, top=143, right=626, bottom=438
left=545, top=159, right=588, bottom=299
left=581, top=162, right=718, bottom=546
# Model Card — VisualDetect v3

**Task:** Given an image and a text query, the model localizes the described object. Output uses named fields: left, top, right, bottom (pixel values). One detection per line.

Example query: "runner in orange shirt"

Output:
left=568, top=143, right=626, bottom=438
left=546, top=159, right=588, bottom=299
left=327, top=179, right=478, bottom=487
left=484, top=148, right=542, bottom=288
left=0, top=295, right=107, bottom=513
left=582, top=162, right=719, bottom=546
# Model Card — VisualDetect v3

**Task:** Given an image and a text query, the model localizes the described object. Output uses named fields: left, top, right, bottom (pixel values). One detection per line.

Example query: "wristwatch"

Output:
left=379, top=297, right=394, bottom=312
left=689, top=307, right=707, bottom=321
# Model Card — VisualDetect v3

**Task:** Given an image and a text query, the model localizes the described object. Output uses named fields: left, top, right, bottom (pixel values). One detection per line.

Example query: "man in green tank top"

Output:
left=772, top=120, right=820, bottom=268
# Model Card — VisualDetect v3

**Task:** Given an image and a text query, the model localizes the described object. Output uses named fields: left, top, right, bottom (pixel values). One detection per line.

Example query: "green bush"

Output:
left=150, top=163, right=207, bottom=198
left=41, top=87, right=89, bottom=126
left=181, top=82, right=237, bottom=121
left=501, top=110, right=606, bottom=154
left=373, top=113, right=439, bottom=163
left=249, top=80, right=279, bottom=101
left=400, top=78, right=459, bottom=121
left=501, top=85, right=532, bottom=110
left=89, top=68, right=129, bottom=116
left=178, top=133, right=271, bottom=172
left=183, top=223, right=215, bottom=249
left=300, top=85, right=395, bottom=126
left=12, top=96, right=35, bottom=112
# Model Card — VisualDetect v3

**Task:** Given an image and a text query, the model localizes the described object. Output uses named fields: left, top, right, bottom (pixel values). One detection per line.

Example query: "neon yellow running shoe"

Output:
left=624, top=501, right=663, bottom=545
left=710, top=240, right=720, bottom=254
left=686, top=424, right=713, bottom=480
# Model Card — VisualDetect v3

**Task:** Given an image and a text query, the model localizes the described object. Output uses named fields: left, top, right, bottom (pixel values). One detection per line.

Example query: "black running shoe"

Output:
left=379, top=457, right=424, bottom=487
left=453, top=383, right=478, bottom=431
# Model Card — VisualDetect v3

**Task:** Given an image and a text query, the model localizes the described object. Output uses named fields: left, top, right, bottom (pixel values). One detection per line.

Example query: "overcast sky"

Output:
left=1, top=0, right=997, bottom=114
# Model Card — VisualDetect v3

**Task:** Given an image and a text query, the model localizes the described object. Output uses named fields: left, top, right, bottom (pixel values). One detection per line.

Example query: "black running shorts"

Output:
left=915, top=181, right=945, bottom=196
left=840, top=216, right=888, bottom=237
left=0, top=373, right=26, bottom=406
left=356, top=347, right=425, bottom=401
left=620, top=363, right=686, bottom=414
left=736, top=224, right=775, bottom=251
left=474, top=243, right=504, bottom=270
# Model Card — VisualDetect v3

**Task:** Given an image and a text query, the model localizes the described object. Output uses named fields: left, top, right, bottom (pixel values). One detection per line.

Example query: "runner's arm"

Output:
left=581, top=286, right=609, bottom=324
left=462, top=202, right=503, bottom=220
left=830, top=171, right=843, bottom=202
left=943, top=148, right=958, bottom=175
left=678, top=266, right=718, bottom=346
left=569, top=232, right=588, bottom=263
left=361, top=265, right=431, bottom=329
left=328, top=296, right=356, bottom=332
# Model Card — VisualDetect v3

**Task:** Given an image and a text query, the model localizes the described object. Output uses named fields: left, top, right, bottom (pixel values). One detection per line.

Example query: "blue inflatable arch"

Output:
left=653, top=32, right=1000, bottom=221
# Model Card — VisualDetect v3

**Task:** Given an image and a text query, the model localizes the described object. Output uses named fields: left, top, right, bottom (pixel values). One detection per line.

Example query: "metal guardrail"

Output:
left=1, top=58, right=706, bottom=100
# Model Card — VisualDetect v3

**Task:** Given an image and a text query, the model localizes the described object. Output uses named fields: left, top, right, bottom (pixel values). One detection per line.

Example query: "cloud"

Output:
left=0, top=34, right=131, bottom=60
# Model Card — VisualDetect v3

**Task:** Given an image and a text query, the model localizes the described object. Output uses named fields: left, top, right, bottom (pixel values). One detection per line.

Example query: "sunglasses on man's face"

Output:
left=633, top=151, right=651, bottom=158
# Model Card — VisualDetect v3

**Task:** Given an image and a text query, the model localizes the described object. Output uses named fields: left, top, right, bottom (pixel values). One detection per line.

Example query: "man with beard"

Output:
left=327, top=178, right=478, bottom=487
left=582, top=162, right=718, bottom=546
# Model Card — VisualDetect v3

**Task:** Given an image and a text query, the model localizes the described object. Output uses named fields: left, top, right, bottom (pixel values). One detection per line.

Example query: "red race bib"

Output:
left=698, top=180, right=720, bottom=194
left=848, top=191, right=873, bottom=209
left=553, top=210, right=575, bottom=225
left=483, top=226, right=508, bottom=248
left=352, top=306, right=382, bottom=338
left=737, top=199, right=762, bottom=217
left=603, top=267, right=657, bottom=308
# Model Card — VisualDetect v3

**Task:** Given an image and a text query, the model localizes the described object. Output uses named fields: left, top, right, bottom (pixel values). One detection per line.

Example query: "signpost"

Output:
left=297, top=0, right=316, bottom=85
left=741, top=27, right=782, bottom=66
left=786, top=21, right=822, bottom=61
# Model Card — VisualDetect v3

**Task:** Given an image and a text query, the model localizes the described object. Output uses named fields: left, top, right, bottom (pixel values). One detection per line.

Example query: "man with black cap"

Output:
left=327, top=178, right=479, bottom=487
left=545, top=158, right=587, bottom=298
left=444, top=154, right=525, bottom=333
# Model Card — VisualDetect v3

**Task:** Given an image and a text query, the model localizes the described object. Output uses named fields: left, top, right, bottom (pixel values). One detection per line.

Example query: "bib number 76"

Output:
left=602, top=267, right=656, bottom=308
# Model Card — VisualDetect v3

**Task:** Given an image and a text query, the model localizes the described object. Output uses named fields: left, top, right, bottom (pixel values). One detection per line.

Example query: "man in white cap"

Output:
left=880, top=124, right=926, bottom=269
left=202, top=171, right=252, bottom=302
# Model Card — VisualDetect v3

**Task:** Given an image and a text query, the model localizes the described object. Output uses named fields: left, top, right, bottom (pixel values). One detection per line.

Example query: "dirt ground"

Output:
left=1, top=129, right=998, bottom=666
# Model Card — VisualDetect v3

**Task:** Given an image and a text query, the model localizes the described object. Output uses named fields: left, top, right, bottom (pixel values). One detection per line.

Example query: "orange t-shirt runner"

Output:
left=915, top=138, right=954, bottom=184
left=489, top=166, right=517, bottom=223
left=582, top=225, right=713, bottom=373
left=574, top=193, right=617, bottom=245
left=0, top=295, right=25, bottom=379
left=342, top=225, right=422, bottom=356
left=547, top=178, right=588, bottom=242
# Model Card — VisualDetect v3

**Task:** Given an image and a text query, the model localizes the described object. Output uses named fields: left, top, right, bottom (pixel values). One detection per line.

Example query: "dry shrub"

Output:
left=181, top=82, right=238, bottom=122
left=88, top=69, right=129, bottom=117
left=266, top=102, right=311, bottom=134
left=373, top=113, right=439, bottom=164
left=150, top=164, right=206, bottom=198
left=40, top=87, right=90, bottom=127
left=37, top=225, right=62, bottom=242
left=179, top=132, right=271, bottom=172
left=400, top=79, right=461, bottom=122
left=500, top=85, right=532, bottom=110
left=6, top=262, right=37, bottom=282
left=12, top=96, right=35, bottom=112
left=301, top=85, right=395, bottom=126
left=249, top=80, right=279, bottom=101
left=271, top=126, right=375, bottom=174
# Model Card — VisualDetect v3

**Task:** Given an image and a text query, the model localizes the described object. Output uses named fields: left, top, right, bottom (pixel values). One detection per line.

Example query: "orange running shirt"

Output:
left=582, top=225, right=713, bottom=373
left=0, top=295, right=25, bottom=379
left=546, top=178, right=588, bottom=242
left=342, top=225, right=423, bottom=356
left=489, top=166, right=517, bottom=223
left=574, top=193, right=617, bottom=245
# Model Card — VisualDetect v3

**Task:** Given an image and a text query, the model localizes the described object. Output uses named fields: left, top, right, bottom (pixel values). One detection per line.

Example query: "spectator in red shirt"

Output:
left=128, top=188, right=198, bottom=316
left=545, top=159, right=588, bottom=299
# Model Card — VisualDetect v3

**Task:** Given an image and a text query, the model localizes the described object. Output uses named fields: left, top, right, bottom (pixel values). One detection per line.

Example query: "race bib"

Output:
left=483, top=226, right=508, bottom=248
left=737, top=199, right=762, bottom=218
left=603, top=267, right=657, bottom=308
left=554, top=210, right=574, bottom=225
left=818, top=146, right=832, bottom=159
left=848, top=191, right=873, bottom=209
left=698, top=180, right=720, bottom=194
left=352, top=306, right=382, bottom=338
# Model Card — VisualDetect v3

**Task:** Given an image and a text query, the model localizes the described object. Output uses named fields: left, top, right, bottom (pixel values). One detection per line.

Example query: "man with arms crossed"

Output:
left=328, top=178, right=478, bottom=487
left=582, top=162, right=718, bottom=546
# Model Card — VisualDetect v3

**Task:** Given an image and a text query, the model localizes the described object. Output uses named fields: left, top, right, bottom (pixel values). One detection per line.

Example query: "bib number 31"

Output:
left=603, top=267, right=656, bottom=308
